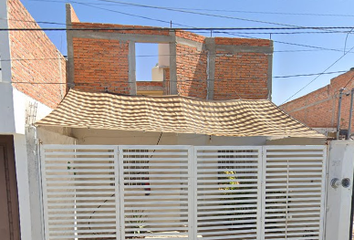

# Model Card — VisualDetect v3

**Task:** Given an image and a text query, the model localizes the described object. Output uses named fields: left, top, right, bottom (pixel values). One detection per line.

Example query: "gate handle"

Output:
left=331, top=178, right=341, bottom=189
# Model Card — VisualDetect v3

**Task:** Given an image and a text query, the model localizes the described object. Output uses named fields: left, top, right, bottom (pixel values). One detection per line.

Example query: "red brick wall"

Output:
left=281, top=71, right=354, bottom=129
left=215, top=37, right=271, bottom=47
left=8, top=0, right=66, bottom=109
left=70, top=22, right=271, bottom=100
left=73, top=38, right=130, bottom=94
left=214, top=51, right=269, bottom=99
left=176, top=30, right=205, bottom=43
left=176, top=44, right=208, bottom=99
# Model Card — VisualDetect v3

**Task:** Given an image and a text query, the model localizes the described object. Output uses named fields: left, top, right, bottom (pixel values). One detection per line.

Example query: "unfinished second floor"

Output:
left=66, top=4, right=273, bottom=100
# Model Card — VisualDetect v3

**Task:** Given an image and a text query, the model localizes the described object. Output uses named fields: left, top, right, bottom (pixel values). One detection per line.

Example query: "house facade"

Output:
left=0, top=0, right=66, bottom=239
left=281, top=68, right=354, bottom=138
left=1, top=1, right=353, bottom=240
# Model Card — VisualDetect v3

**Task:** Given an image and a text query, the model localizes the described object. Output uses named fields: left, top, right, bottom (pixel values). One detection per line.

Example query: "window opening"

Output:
left=135, top=43, right=159, bottom=82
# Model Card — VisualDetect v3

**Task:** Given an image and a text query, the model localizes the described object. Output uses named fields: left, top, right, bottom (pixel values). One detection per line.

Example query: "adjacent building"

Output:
left=0, top=0, right=66, bottom=239
left=281, top=69, right=354, bottom=138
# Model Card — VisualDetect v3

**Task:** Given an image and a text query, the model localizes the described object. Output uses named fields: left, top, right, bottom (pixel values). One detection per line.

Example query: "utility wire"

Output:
left=0, top=17, right=66, bottom=26
left=343, top=72, right=354, bottom=89
left=32, top=0, right=352, bottom=35
left=26, top=0, right=354, bottom=53
left=73, top=0, right=345, bottom=32
left=273, top=70, right=347, bottom=79
left=282, top=44, right=354, bottom=104
left=155, top=7, right=354, bottom=18
left=8, top=69, right=349, bottom=85
left=3, top=26, right=354, bottom=31
left=0, top=26, right=350, bottom=53
left=73, top=1, right=192, bottom=28
left=31, top=0, right=354, bottom=18
left=27, top=0, right=354, bottom=54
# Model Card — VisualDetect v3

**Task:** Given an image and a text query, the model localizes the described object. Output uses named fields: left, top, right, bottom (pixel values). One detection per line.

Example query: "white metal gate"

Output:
left=40, top=145, right=326, bottom=240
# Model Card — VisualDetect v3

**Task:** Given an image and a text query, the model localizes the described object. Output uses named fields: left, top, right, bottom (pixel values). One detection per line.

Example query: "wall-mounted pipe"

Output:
left=347, top=88, right=354, bottom=140
left=337, top=88, right=345, bottom=140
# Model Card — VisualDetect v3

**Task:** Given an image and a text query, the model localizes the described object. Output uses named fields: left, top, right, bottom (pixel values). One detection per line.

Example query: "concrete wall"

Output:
left=66, top=5, right=273, bottom=100
left=281, top=70, right=354, bottom=130
left=70, top=128, right=323, bottom=146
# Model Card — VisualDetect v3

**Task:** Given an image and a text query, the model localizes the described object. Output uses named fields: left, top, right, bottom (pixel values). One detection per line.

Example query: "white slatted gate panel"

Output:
left=263, top=146, right=326, bottom=240
left=41, top=145, right=119, bottom=240
left=120, top=146, right=191, bottom=240
left=195, top=147, right=262, bottom=240
left=41, top=145, right=327, bottom=240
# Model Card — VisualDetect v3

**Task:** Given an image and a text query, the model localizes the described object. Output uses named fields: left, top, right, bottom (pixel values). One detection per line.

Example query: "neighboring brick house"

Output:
left=66, top=4, right=273, bottom=100
left=281, top=68, right=354, bottom=137
left=0, top=0, right=66, bottom=239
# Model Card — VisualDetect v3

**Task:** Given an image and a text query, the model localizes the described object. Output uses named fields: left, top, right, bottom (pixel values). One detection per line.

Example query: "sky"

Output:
left=20, top=0, right=354, bottom=105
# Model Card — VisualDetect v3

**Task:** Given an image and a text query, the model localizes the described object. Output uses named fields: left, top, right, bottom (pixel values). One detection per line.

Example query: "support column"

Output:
left=205, top=38, right=215, bottom=100
left=169, top=31, right=177, bottom=95
left=0, top=0, right=12, bottom=83
left=128, top=41, right=137, bottom=95
left=66, top=4, right=75, bottom=88
left=267, top=41, right=274, bottom=100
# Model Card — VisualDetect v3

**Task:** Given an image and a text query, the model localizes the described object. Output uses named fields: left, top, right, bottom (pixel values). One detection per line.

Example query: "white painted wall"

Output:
left=151, top=65, right=164, bottom=82
left=325, top=140, right=354, bottom=240
left=0, top=0, right=12, bottom=83
left=0, top=58, right=2, bottom=81
left=158, top=43, right=170, bottom=67
left=13, top=134, right=32, bottom=240
left=0, top=82, right=15, bottom=133
left=12, top=88, right=52, bottom=135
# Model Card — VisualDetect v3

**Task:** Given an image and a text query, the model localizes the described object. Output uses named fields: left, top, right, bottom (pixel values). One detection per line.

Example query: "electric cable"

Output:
left=282, top=44, right=354, bottom=104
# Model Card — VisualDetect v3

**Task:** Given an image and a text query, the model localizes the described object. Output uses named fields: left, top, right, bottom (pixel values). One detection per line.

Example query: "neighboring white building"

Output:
left=0, top=0, right=66, bottom=239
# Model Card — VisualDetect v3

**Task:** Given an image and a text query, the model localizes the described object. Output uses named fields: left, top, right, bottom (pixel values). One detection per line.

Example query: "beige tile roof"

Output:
left=36, top=89, right=324, bottom=138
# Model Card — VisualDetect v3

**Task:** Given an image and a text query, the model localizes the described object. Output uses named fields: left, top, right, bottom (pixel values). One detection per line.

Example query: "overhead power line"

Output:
left=80, top=0, right=343, bottom=32
left=282, top=44, right=354, bottom=104
left=6, top=69, right=348, bottom=84
left=273, top=70, right=347, bottom=79
left=27, top=0, right=354, bottom=53
left=160, top=7, right=354, bottom=18
left=0, top=17, right=66, bottom=26
left=31, top=0, right=354, bottom=18
left=2, top=26, right=354, bottom=31
left=1, top=27, right=353, bottom=53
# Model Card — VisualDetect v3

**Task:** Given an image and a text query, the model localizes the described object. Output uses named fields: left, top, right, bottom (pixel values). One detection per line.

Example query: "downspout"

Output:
left=336, top=88, right=344, bottom=140
left=34, top=126, right=46, bottom=240
left=347, top=88, right=354, bottom=140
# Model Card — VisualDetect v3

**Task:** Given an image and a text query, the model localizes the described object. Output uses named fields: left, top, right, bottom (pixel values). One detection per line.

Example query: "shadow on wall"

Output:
left=176, top=44, right=208, bottom=99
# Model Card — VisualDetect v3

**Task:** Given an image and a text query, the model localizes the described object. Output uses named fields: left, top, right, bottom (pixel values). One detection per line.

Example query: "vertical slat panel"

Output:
left=114, top=146, right=121, bottom=240
left=195, top=146, right=262, bottom=240
left=263, top=146, right=326, bottom=240
left=188, top=146, right=198, bottom=240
